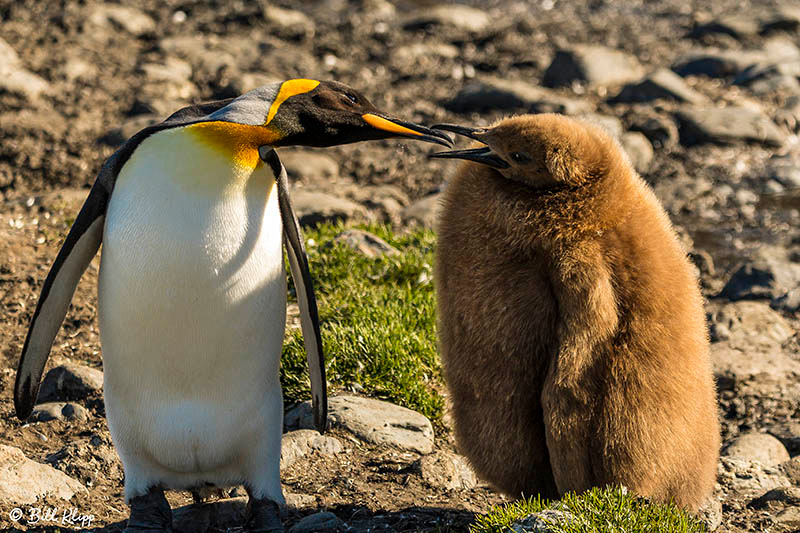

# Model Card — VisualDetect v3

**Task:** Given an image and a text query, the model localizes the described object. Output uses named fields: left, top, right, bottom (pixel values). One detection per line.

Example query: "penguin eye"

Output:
left=510, top=152, right=531, bottom=164
left=343, top=92, right=358, bottom=105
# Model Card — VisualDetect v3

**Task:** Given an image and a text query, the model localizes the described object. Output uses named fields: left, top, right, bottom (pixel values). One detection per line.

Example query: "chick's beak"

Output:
left=361, top=114, right=453, bottom=147
left=428, top=123, right=510, bottom=169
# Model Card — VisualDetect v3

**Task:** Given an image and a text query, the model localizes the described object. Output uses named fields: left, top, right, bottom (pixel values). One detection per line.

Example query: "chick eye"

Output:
left=510, top=152, right=531, bottom=163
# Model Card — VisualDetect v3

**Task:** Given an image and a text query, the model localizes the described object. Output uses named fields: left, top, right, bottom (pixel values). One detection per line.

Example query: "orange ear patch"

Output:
left=187, top=122, right=282, bottom=168
left=265, top=79, right=320, bottom=125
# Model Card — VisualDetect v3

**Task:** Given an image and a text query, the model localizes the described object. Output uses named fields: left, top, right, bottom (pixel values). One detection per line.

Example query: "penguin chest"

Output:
left=97, top=132, right=286, bottom=397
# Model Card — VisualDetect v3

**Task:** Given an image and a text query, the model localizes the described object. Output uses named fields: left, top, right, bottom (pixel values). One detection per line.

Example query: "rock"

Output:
left=402, top=193, right=441, bottom=229
left=445, top=78, right=592, bottom=115
left=402, top=5, right=491, bottom=33
left=620, top=132, right=654, bottom=173
left=288, top=511, right=344, bottom=533
left=690, top=14, right=760, bottom=40
left=735, top=60, right=800, bottom=95
left=767, top=422, right=800, bottom=456
left=610, top=69, right=708, bottom=104
left=0, top=444, right=87, bottom=504
left=724, top=433, right=791, bottom=467
left=776, top=506, right=800, bottom=528
left=510, top=508, right=575, bottom=533
left=285, top=395, right=435, bottom=454
left=762, top=6, right=800, bottom=33
left=334, top=229, right=399, bottom=258
left=718, top=456, right=791, bottom=501
left=712, top=343, right=800, bottom=391
left=279, top=150, right=340, bottom=183
left=543, top=45, right=644, bottom=88
left=0, top=36, right=20, bottom=67
left=88, top=5, right=156, bottom=36
left=30, top=402, right=90, bottom=423
left=781, top=455, right=800, bottom=485
left=578, top=113, right=624, bottom=139
left=766, top=157, right=800, bottom=190
left=718, top=246, right=800, bottom=301
left=263, top=5, right=315, bottom=41
left=285, top=492, right=316, bottom=508
left=417, top=451, right=478, bottom=490
left=628, top=114, right=679, bottom=149
left=289, top=190, right=367, bottom=227
left=281, top=430, right=342, bottom=470
left=100, top=115, right=160, bottom=147
left=38, top=362, right=104, bottom=403
left=675, top=106, right=785, bottom=147
left=708, top=300, right=794, bottom=348
left=749, top=486, right=800, bottom=509
left=0, top=66, right=51, bottom=101
left=139, top=57, right=192, bottom=85
left=672, top=49, right=766, bottom=78
left=773, top=287, right=800, bottom=313
left=698, top=498, right=723, bottom=532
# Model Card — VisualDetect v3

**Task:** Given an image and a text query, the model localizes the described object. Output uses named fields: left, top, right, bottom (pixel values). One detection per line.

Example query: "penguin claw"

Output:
left=125, top=488, right=173, bottom=532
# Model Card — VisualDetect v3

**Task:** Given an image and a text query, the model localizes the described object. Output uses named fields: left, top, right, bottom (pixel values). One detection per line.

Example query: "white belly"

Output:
left=97, top=129, right=286, bottom=498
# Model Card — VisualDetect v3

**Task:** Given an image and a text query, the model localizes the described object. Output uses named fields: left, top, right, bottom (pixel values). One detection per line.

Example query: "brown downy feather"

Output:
left=435, top=114, right=719, bottom=511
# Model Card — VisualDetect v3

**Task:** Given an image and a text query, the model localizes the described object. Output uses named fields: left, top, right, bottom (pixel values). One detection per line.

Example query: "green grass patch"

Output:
left=470, top=486, right=708, bottom=533
left=280, top=222, right=443, bottom=422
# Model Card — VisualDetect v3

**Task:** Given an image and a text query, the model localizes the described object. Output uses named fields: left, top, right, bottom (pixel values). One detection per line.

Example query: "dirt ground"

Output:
left=0, top=0, right=799, bottom=531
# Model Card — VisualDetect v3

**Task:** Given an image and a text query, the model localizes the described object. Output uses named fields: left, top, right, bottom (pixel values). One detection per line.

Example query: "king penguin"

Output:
left=429, top=114, right=719, bottom=511
left=13, top=79, right=451, bottom=532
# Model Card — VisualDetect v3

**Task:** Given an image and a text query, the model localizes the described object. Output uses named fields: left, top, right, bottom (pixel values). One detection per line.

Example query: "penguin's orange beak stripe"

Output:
left=362, top=114, right=425, bottom=137
left=265, top=79, right=320, bottom=125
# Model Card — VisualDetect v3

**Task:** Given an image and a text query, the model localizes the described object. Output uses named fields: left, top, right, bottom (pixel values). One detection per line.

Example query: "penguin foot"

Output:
left=246, top=498, right=283, bottom=532
left=124, top=488, right=173, bottom=532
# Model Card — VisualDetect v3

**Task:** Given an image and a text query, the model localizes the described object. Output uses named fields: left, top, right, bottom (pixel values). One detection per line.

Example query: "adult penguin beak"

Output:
left=362, top=114, right=454, bottom=147
left=427, top=123, right=510, bottom=169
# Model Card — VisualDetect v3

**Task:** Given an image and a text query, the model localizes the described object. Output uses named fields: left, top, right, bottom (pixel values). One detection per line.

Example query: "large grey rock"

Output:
left=767, top=422, right=800, bottom=457
left=402, top=193, right=442, bottom=229
left=30, top=402, right=90, bottom=423
left=0, top=444, right=87, bottom=504
left=403, top=5, right=491, bottom=33
left=628, top=114, right=680, bottom=149
left=288, top=511, right=344, bottom=533
left=724, top=433, right=791, bottom=467
left=698, top=498, right=723, bottom=532
left=281, top=430, right=342, bottom=470
left=708, top=300, right=794, bottom=349
left=543, top=45, right=644, bottom=88
left=445, top=78, right=591, bottom=115
left=673, top=49, right=767, bottom=78
left=611, top=69, right=708, bottom=104
left=262, top=5, right=315, bottom=40
left=285, top=395, right=434, bottom=454
left=39, top=362, right=104, bottom=403
left=711, top=344, right=800, bottom=391
left=289, top=190, right=367, bottom=227
left=718, top=246, right=800, bottom=301
left=279, top=150, right=340, bottom=183
left=620, top=132, right=654, bottom=173
left=675, top=106, right=785, bottom=147
left=0, top=38, right=50, bottom=102
left=88, top=5, right=156, bottom=36
left=417, top=451, right=478, bottom=490
left=690, top=14, right=760, bottom=40
left=334, top=229, right=399, bottom=259
left=718, top=456, right=791, bottom=501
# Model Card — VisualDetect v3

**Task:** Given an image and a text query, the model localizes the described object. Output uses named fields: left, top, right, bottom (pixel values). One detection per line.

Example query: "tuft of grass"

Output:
left=280, top=222, right=443, bottom=422
left=469, top=486, right=708, bottom=533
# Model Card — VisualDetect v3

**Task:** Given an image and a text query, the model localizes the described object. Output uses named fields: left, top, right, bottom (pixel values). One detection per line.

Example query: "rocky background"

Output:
left=0, top=0, right=799, bottom=531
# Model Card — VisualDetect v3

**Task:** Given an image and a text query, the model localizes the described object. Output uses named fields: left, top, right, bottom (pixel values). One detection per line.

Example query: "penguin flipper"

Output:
left=263, top=149, right=328, bottom=434
left=14, top=180, right=109, bottom=420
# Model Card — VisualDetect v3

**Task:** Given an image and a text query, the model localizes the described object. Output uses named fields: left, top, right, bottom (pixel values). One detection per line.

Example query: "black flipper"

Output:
left=14, top=97, right=241, bottom=421
left=260, top=148, right=328, bottom=434
left=14, top=180, right=108, bottom=420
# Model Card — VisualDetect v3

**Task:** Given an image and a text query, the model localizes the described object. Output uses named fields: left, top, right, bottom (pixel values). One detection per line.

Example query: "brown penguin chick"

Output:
left=430, top=114, right=720, bottom=511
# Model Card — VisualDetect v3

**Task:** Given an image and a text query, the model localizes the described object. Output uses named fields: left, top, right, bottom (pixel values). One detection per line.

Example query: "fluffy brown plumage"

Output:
left=433, top=114, right=719, bottom=511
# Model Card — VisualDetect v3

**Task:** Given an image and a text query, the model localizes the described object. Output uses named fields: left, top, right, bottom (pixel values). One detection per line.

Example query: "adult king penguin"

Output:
left=14, top=79, right=451, bottom=532
left=430, top=114, right=719, bottom=511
